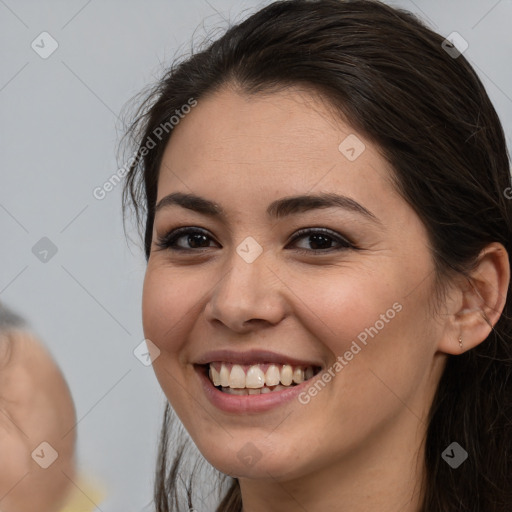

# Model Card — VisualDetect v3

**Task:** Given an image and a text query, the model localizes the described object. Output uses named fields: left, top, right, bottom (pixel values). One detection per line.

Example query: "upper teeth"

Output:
left=208, top=363, right=316, bottom=389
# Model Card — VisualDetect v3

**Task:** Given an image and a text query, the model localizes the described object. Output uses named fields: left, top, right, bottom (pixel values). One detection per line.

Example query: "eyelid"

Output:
left=153, top=225, right=355, bottom=253
left=287, top=227, right=354, bottom=248
left=154, top=226, right=218, bottom=251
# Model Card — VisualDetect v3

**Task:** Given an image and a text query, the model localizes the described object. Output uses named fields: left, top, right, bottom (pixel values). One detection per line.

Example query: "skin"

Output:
left=0, top=330, right=77, bottom=512
left=142, top=85, right=509, bottom=511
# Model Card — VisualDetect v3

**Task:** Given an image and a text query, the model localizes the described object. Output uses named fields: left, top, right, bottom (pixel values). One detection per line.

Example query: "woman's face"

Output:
left=142, top=86, right=447, bottom=482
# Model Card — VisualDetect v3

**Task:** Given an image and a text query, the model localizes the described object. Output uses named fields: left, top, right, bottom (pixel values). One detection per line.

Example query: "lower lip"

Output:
left=195, top=365, right=321, bottom=413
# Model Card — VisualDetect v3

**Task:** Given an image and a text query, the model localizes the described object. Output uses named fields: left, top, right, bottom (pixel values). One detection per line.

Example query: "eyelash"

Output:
left=154, top=226, right=355, bottom=255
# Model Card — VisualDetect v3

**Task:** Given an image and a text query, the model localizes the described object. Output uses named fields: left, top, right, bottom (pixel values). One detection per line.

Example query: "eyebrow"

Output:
left=154, top=192, right=381, bottom=224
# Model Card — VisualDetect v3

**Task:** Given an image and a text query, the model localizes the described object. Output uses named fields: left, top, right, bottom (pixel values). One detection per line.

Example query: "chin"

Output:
left=196, top=441, right=306, bottom=481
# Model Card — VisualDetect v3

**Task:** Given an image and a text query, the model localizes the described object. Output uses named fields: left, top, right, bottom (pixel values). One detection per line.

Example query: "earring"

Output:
left=458, top=336, right=463, bottom=350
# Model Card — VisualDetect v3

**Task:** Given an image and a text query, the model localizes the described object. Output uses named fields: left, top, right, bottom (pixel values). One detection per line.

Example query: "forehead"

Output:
left=156, top=86, right=399, bottom=217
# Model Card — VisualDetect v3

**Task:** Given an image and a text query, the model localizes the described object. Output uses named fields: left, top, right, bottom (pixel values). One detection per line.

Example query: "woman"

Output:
left=121, top=0, right=512, bottom=510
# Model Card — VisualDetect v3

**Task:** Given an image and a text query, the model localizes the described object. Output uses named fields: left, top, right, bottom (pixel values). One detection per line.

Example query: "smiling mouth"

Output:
left=200, top=362, right=322, bottom=395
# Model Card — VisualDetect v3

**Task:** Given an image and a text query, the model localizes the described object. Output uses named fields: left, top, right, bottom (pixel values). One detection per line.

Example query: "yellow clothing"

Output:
left=59, top=473, right=106, bottom=512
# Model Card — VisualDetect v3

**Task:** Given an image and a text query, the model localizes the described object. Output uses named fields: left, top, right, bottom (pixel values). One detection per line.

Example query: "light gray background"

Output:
left=1, top=1, right=511, bottom=510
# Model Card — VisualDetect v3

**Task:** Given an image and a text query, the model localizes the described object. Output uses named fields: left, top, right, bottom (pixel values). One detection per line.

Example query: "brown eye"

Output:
left=287, top=228, right=354, bottom=254
left=155, top=227, right=219, bottom=251
left=154, top=226, right=355, bottom=255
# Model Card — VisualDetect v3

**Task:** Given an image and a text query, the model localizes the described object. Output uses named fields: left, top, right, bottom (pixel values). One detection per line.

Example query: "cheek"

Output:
left=141, top=264, right=203, bottom=354
left=141, top=265, right=203, bottom=417
left=290, top=264, right=434, bottom=399
left=285, top=265, right=402, bottom=356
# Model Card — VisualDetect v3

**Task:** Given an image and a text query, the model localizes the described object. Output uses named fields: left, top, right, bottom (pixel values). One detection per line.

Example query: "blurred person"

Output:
left=0, top=302, right=104, bottom=512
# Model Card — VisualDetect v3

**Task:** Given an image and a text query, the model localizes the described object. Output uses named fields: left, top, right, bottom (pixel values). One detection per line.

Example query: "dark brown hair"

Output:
left=121, top=1, right=512, bottom=510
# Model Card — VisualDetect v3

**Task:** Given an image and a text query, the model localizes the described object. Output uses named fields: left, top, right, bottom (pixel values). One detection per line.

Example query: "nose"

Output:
left=204, top=249, right=288, bottom=333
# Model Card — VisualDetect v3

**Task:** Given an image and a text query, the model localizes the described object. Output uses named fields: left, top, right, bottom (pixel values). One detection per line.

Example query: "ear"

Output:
left=437, top=242, right=510, bottom=355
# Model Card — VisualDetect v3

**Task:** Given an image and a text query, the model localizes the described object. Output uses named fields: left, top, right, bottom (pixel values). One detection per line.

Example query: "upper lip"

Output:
left=194, top=349, right=323, bottom=368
